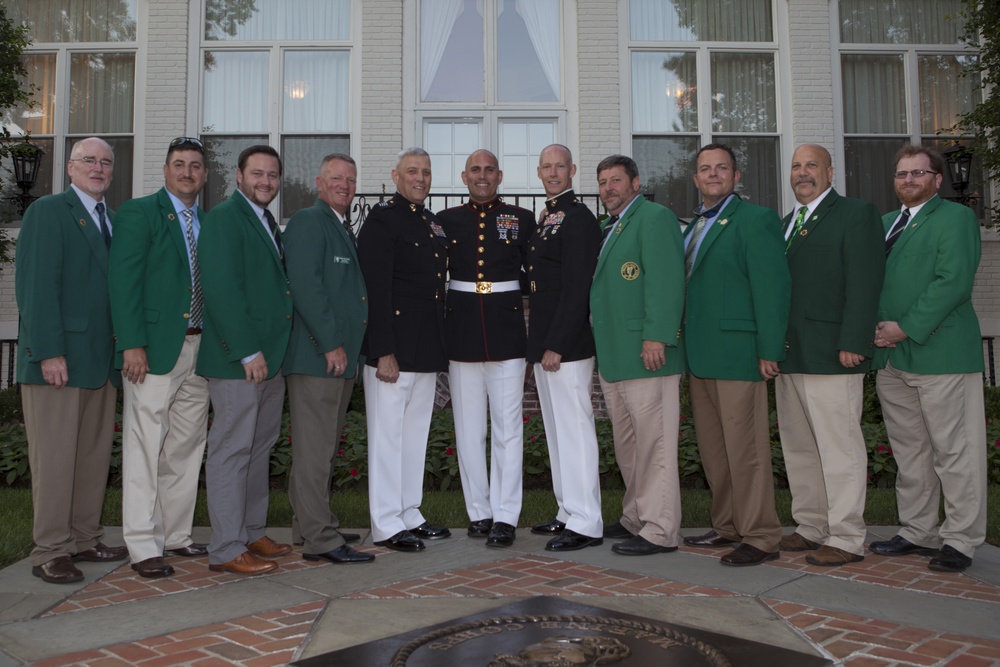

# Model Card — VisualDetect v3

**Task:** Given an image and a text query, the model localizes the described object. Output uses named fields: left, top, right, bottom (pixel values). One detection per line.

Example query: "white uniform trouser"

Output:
left=450, top=359, right=525, bottom=526
left=364, top=367, right=435, bottom=542
left=534, top=357, right=603, bottom=538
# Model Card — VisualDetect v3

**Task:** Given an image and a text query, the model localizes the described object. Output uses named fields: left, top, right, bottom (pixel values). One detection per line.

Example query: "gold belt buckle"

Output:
left=476, top=281, right=493, bottom=294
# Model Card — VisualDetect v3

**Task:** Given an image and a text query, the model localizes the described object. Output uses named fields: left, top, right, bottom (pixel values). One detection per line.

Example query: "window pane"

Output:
left=421, top=0, right=484, bottom=103
left=630, top=0, right=773, bottom=42
left=632, top=52, right=697, bottom=132
left=202, top=51, right=267, bottom=133
left=711, top=53, right=776, bottom=133
left=7, top=0, right=137, bottom=42
left=424, top=119, right=482, bottom=193
left=205, top=0, right=350, bottom=41
left=497, top=0, right=559, bottom=102
left=202, top=135, right=267, bottom=211
left=839, top=0, right=965, bottom=44
left=63, top=136, right=133, bottom=211
left=841, top=55, right=906, bottom=134
left=499, top=120, right=555, bottom=193
left=283, top=51, right=349, bottom=133
left=633, top=136, right=700, bottom=220
left=919, top=55, right=981, bottom=135
left=713, top=136, right=780, bottom=211
left=69, top=53, right=135, bottom=134
left=844, top=137, right=909, bottom=214
left=10, top=54, right=56, bottom=136
left=0, top=138, right=54, bottom=219
left=281, top=135, right=351, bottom=220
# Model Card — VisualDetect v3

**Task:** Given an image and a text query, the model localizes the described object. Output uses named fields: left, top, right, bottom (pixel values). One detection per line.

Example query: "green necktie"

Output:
left=785, top=206, right=808, bottom=253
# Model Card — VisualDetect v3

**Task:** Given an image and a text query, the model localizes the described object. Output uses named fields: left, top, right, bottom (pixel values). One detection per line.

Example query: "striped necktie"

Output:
left=183, top=209, right=203, bottom=327
left=885, top=208, right=910, bottom=255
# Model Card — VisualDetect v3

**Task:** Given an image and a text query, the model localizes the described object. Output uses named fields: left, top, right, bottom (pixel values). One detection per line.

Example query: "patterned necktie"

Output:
left=602, top=215, right=619, bottom=242
left=885, top=208, right=910, bottom=255
left=343, top=214, right=357, bottom=247
left=785, top=206, right=808, bottom=253
left=263, top=209, right=284, bottom=263
left=684, top=214, right=709, bottom=280
left=96, top=202, right=111, bottom=249
left=183, top=209, right=203, bottom=328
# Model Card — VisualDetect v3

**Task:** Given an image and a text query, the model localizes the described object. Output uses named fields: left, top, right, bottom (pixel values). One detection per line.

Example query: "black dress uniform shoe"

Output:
left=531, top=519, right=566, bottom=535
left=603, top=522, right=633, bottom=539
left=928, top=545, right=973, bottom=573
left=468, top=519, right=494, bottom=538
left=303, top=545, right=375, bottom=564
left=683, top=530, right=736, bottom=548
left=611, top=535, right=677, bottom=556
left=720, top=544, right=779, bottom=567
left=74, top=542, right=128, bottom=562
left=374, top=531, right=425, bottom=552
left=545, top=530, right=603, bottom=552
left=411, top=522, right=451, bottom=540
left=338, top=532, right=361, bottom=544
left=165, top=543, right=209, bottom=557
left=31, top=556, right=84, bottom=584
left=486, top=522, right=516, bottom=547
left=868, top=535, right=937, bottom=557
left=131, top=557, right=175, bottom=578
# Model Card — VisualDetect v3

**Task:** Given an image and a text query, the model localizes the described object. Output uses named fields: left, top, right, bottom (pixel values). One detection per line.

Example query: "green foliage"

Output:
left=0, top=4, right=34, bottom=262
left=0, top=387, right=23, bottom=423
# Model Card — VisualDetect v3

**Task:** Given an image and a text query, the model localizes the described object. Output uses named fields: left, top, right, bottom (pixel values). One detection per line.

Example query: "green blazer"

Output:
left=684, top=197, right=790, bottom=381
left=780, top=190, right=885, bottom=375
left=590, top=196, right=685, bottom=382
left=195, top=190, right=292, bottom=380
left=872, top=195, right=983, bottom=374
left=109, top=187, right=203, bottom=375
left=282, top=199, right=367, bottom=379
left=15, top=187, right=119, bottom=389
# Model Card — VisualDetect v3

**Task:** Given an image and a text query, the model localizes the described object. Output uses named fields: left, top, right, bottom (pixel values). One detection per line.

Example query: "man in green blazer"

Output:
left=590, top=155, right=685, bottom=557
left=282, top=154, right=372, bottom=565
left=868, top=145, right=986, bottom=573
left=109, top=137, right=212, bottom=578
left=682, top=144, right=790, bottom=567
left=196, top=145, right=294, bottom=575
left=16, top=137, right=127, bottom=584
left=776, top=144, right=885, bottom=567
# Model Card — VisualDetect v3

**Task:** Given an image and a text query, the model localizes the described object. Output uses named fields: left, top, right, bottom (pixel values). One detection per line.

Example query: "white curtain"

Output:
left=710, top=53, right=776, bottom=133
left=283, top=51, right=349, bottom=132
left=841, top=55, right=906, bottom=134
left=205, top=0, right=351, bottom=41
left=839, top=0, right=964, bottom=44
left=629, top=0, right=771, bottom=42
left=202, top=51, right=268, bottom=133
left=918, top=55, right=980, bottom=135
left=7, top=0, right=137, bottom=42
left=68, top=52, right=135, bottom=134
left=420, top=0, right=465, bottom=101
left=631, top=51, right=696, bottom=133
left=515, top=0, right=560, bottom=99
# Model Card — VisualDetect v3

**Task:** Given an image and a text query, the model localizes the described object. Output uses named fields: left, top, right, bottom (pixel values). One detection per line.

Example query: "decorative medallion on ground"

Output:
left=292, top=597, right=831, bottom=666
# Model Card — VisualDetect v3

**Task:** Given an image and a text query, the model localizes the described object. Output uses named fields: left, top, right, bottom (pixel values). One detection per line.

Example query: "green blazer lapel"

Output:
left=689, top=196, right=739, bottom=276
left=321, top=199, right=359, bottom=264
left=787, top=189, right=839, bottom=259
left=233, top=190, right=283, bottom=269
left=891, top=195, right=940, bottom=258
left=596, top=197, right=641, bottom=276
left=66, top=187, right=110, bottom=274
left=159, top=188, right=192, bottom=275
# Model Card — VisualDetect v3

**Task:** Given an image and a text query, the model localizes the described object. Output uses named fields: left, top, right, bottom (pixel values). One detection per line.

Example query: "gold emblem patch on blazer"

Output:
left=621, top=261, right=640, bottom=280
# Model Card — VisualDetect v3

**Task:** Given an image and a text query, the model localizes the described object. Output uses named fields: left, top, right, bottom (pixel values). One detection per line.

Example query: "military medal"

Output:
left=496, top=214, right=519, bottom=241
left=430, top=221, right=447, bottom=238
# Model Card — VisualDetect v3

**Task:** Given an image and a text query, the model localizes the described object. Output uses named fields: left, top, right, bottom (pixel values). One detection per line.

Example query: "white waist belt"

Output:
left=449, top=280, right=520, bottom=294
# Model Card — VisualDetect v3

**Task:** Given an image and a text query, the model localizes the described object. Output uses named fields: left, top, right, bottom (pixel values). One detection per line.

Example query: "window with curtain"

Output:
left=629, top=0, right=780, bottom=218
left=838, top=0, right=983, bottom=215
left=200, top=0, right=354, bottom=219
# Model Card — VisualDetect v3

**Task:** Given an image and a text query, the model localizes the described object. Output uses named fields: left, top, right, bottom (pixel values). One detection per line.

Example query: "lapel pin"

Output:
left=718, top=218, right=729, bottom=226
left=79, top=219, right=87, bottom=227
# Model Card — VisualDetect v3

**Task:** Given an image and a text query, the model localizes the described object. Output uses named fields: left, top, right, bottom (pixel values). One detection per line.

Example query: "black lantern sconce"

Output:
left=8, top=139, right=45, bottom=216
left=942, top=141, right=976, bottom=208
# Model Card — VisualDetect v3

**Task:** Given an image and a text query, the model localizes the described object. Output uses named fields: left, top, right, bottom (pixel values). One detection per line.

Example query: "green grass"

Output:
left=2, top=486, right=997, bottom=569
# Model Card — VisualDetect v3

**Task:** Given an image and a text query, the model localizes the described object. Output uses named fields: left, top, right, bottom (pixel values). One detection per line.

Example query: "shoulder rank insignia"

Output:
left=621, top=261, right=640, bottom=280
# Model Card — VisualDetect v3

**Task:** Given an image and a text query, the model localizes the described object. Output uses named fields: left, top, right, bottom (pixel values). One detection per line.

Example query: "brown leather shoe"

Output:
left=208, top=551, right=278, bottom=575
left=74, top=542, right=128, bottom=562
left=805, top=545, right=864, bottom=566
left=779, top=533, right=821, bottom=552
left=247, top=536, right=292, bottom=558
left=683, top=530, right=736, bottom=548
left=31, top=556, right=84, bottom=584
left=720, top=543, right=779, bottom=567
left=131, top=557, right=175, bottom=578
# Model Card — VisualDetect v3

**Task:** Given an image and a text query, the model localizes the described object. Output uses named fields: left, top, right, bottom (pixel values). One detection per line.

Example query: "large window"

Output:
left=839, top=0, right=982, bottom=215
left=3, top=0, right=137, bottom=215
left=628, top=0, right=781, bottom=217
left=200, top=0, right=353, bottom=219
left=417, top=0, right=564, bottom=195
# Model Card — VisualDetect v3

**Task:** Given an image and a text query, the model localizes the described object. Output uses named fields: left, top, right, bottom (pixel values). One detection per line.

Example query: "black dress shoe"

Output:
left=531, top=519, right=566, bottom=535
left=31, top=556, right=84, bottom=584
left=468, top=519, right=494, bottom=538
left=611, top=535, right=677, bottom=556
left=411, top=522, right=451, bottom=540
left=868, top=535, right=937, bottom=557
left=486, top=522, right=516, bottom=547
left=603, top=522, right=633, bottom=539
left=374, top=531, right=425, bottom=552
left=74, top=542, right=128, bottom=562
left=928, top=545, right=972, bottom=572
left=683, top=530, right=736, bottom=548
left=131, top=557, right=175, bottom=578
left=303, top=545, right=375, bottom=564
left=338, top=532, right=361, bottom=544
left=545, top=529, right=603, bottom=552
left=165, top=543, right=208, bottom=557
left=720, top=543, right=779, bottom=567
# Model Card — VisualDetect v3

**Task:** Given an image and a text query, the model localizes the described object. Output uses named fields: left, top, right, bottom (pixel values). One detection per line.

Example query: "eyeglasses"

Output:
left=71, top=156, right=114, bottom=169
left=893, top=169, right=937, bottom=179
left=169, top=136, right=205, bottom=153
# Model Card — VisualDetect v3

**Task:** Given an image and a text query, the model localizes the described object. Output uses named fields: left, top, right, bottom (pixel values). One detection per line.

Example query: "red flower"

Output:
left=877, top=445, right=887, bottom=453
left=341, top=434, right=347, bottom=441
left=350, top=468, right=359, bottom=477
left=114, top=423, right=121, bottom=432
left=446, top=447, right=455, bottom=456
left=995, top=441, right=1000, bottom=448
left=288, top=436, right=292, bottom=443
left=530, top=435, right=537, bottom=441
left=338, top=449, right=345, bottom=456
left=523, top=416, right=530, bottom=423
